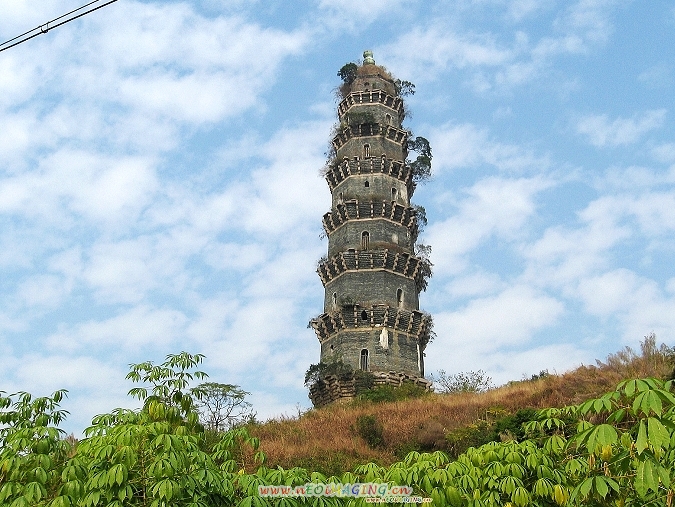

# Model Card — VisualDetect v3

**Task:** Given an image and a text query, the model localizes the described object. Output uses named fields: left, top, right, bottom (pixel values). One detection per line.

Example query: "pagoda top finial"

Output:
left=363, top=50, right=375, bottom=65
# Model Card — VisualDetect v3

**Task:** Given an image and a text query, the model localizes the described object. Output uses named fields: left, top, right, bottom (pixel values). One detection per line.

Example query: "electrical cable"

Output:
left=0, top=0, right=119, bottom=53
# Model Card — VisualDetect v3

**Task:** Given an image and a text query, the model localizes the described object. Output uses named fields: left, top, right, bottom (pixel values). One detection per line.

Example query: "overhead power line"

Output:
left=0, top=0, right=119, bottom=53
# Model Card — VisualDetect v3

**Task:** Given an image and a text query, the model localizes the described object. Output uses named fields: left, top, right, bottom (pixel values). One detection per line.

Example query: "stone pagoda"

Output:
left=309, top=51, right=432, bottom=406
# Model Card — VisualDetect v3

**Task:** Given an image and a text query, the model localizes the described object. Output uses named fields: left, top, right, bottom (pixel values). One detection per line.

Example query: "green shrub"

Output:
left=445, top=421, right=493, bottom=457
left=394, top=440, right=423, bottom=459
left=304, top=360, right=354, bottom=386
left=293, top=451, right=357, bottom=477
left=491, top=408, right=538, bottom=441
left=353, top=370, right=375, bottom=392
left=355, top=414, right=384, bottom=449
left=357, top=386, right=398, bottom=403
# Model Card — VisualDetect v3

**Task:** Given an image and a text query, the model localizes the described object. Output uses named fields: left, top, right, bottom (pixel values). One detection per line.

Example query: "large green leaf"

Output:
left=635, top=460, right=659, bottom=497
left=633, top=390, right=663, bottom=417
left=647, top=417, right=671, bottom=451
left=636, top=421, right=649, bottom=454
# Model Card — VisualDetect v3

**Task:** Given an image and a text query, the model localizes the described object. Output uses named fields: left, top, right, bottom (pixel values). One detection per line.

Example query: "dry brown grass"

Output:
left=247, top=335, right=673, bottom=473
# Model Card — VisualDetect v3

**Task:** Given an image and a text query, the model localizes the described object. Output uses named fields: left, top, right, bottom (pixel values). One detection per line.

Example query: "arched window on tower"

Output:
left=392, top=187, right=397, bottom=201
left=360, top=349, right=369, bottom=371
left=332, top=292, right=337, bottom=309
left=361, top=310, right=368, bottom=321
left=385, top=114, right=392, bottom=125
left=364, top=180, right=369, bottom=188
left=361, top=231, right=369, bottom=250
left=363, top=144, right=371, bottom=158
left=397, top=288, right=403, bottom=308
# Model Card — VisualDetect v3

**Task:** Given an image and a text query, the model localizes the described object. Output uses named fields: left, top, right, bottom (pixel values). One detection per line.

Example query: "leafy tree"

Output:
left=191, top=382, right=255, bottom=432
left=407, top=135, right=432, bottom=185
left=70, top=352, right=246, bottom=506
left=0, top=352, right=265, bottom=507
left=412, top=204, right=427, bottom=234
left=599, top=332, right=675, bottom=379
left=414, top=243, right=433, bottom=292
left=394, top=79, right=415, bottom=97
left=125, top=351, right=208, bottom=421
left=431, top=369, right=495, bottom=393
left=0, top=390, right=72, bottom=506
left=304, top=360, right=354, bottom=386
left=337, top=62, right=357, bottom=85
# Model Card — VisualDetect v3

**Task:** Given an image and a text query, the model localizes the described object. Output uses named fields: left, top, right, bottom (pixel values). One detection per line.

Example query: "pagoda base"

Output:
left=308, top=370, right=432, bottom=408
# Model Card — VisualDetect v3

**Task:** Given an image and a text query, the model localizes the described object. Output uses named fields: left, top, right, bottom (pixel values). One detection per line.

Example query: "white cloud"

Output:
left=203, top=299, right=295, bottom=374
left=429, top=343, right=588, bottom=386
left=507, top=0, right=553, bottom=21
left=72, top=3, right=310, bottom=125
left=203, top=243, right=268, bottom=271
left=0, top=0, right=74, bottom=42
left=428, top=176, right=551, bottom=275
left=600, top=165, right=675, bottom=190
left=638, top=63, right=674, bottom=88
left=82, top=239, right=158, bottom=304
left=427, top=285, right=565, bottom=376
left=442, top=270, right=505, bottom=299
left=489, top=344, right=588, bottom=384
left=0, top=0, right=311, bottom=171
left=555, top=0, right=621, bottom=46
left=429, top=123, right=487, bottom=171
left=577, top=269, right=675, bottom=342
left=317, top=0, right=411, bottom=29
left=46, top=305, right=188, bottom=351
left=16, top=274, right=71, bottom=309
left=429, top=122, right=549, bottom=174
left=627, top=192, right=675, bottom=236
left=11, top=354, right=123, bottom=393
left=652, top=143, right=675, bottom=164
left=576, top=110, right=666, bottom=147
left=522, top=214, right=630, bottom=291
left=378, top=0, right=624, bottom=92
left=380, top=27, right=513, bottom=82
left=0, top=56, right=41, bottom=108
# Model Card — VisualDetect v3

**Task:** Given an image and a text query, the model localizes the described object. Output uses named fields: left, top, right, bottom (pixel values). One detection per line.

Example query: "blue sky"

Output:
left=1, top=0, right=674, bottom=435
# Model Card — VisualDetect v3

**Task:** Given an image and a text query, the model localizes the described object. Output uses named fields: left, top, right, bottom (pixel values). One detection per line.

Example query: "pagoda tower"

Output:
left=310, top=51, right=432, bottom=392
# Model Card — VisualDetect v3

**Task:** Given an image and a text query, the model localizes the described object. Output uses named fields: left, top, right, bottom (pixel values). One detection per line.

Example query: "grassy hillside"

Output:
left=248, top=335, right=674, bottom=475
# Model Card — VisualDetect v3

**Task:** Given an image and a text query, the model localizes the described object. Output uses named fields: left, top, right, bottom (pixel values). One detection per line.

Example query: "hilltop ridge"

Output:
left=248, top=334, right=674, bottom=475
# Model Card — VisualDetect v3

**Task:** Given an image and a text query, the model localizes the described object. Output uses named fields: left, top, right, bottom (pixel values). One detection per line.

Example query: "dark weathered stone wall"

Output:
left=340, top=103, right=401, bottom=128
left=319, top=328, right=421, bottom=376
left=323, top=270, right=419, bottom=312
left=332, top=174, right=409, bottom=208
left=336, top=135, right=405, bottom=162
left=351, top=71, right=397, bottom=96
left=327, top=219, right=411, bottom=256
